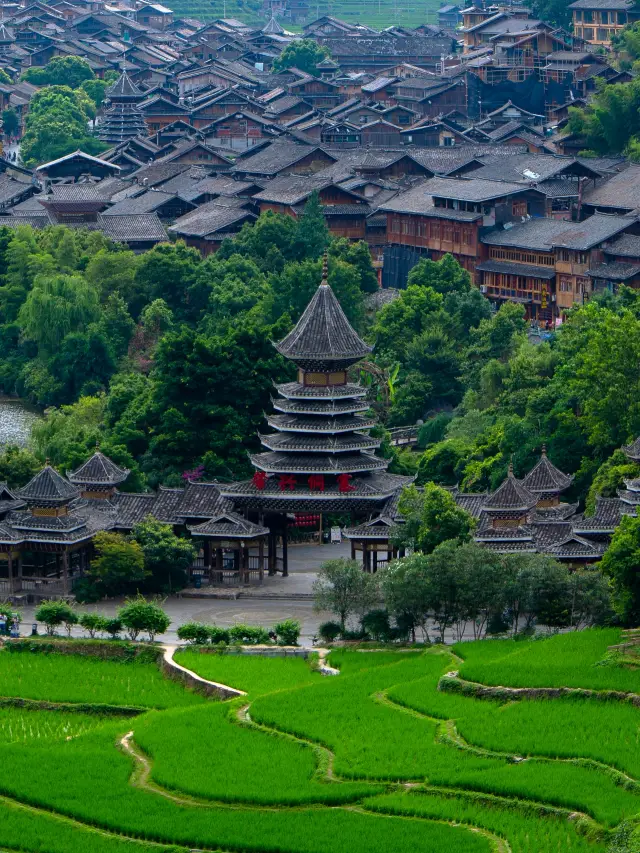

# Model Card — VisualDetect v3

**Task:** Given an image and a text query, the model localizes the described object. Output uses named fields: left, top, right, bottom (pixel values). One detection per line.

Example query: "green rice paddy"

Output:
left=0, top=630, right=636, bottom=853
left=0, top=651, right=206, bottom=708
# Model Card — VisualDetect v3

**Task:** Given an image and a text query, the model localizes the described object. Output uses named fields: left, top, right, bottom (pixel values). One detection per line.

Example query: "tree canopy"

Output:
left=271, top=39, right=331, bottom=75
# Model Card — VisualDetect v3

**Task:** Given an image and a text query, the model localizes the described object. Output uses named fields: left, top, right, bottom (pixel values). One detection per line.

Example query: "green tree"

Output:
left=329, top=238, right=379, bottom=293
left=313, top=558, right=379, bottom=630
left=22, top=56, right=95, bottom=89
left=295, top=191, right=329, bottom=259
left=407, top=254, right=472, bottom=294
left=79, top=612, right=107, bottom=638
left=85, top=247, right=139, bottom=304
left=396, top=483, right=475, bottom=553
left=80, top=78, right=109, bottom=111
left=0, top=445, right=40, bottom=488
left=525, top=0, right=571, bottom=28
left=145, top=318, right=288, bottom=480
left=379, top=553, right=432, bottom=641
left=2, top=107, right=19, bottom=137
left=373, top=285, right=444, bottom=361
left=272, top=38, right=331, bottom=75
left=85, top=532, right=146, bottom=599
left=35, top=601, right=77, bottom=636
left=94, top=293, right=136, bottom=361
left=131, top=515, right=196, bottom=593
left=49, top=328, right=116, bottom=403
left=567, top=569, right=612, bottom=630
left=18, top=274, right=100, bottom=355
left=133, top=241, right=200, bottom=319
left=117, top=595, right=171, bottom=642
left=600, top=514, right=640, bottom=625
left=566, top=78, right=640, bottom=156
left=20, top=85, right=105, bottom=167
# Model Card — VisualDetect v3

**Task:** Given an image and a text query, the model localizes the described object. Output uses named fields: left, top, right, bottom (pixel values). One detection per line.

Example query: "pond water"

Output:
left=0, top=399, right=41, bottom=448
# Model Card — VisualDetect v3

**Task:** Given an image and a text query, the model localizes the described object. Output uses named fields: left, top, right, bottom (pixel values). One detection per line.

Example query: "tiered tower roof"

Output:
left=220, top=256, right=412, bottom=512
left=97, top=70, right=148, bottom=145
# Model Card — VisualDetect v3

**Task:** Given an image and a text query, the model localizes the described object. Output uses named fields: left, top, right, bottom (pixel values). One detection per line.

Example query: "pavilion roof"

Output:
left=18, top=464, right=79, bottom=505
left=482, top=467, right=537, bottom=513
left=68, top=450, right=130, bottom=487
left=188, top=512, right=268, bottom=539
left=521, top=446, right=573, bottom=494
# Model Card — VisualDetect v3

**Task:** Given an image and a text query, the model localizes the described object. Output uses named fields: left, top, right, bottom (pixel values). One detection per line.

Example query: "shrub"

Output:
left=118, top=596, right=171, bottom=642
left=228, top=624, right=271, bottom=645
left=318, top=621, right=342, bottom=643
left=361, top=609, right=393, bottom=642
left=207, top=625, right=230, bottom=645
left=79, top=612, right=106, bottom=639
left=103, top=618, right=122, bottom=639
left=35, top=602, right=77, bottom=637
left=274, top=619, right=301, bottom=646
left=341, top=628, right=368, bottom=641
left=177, top=622, right=210, bottom=645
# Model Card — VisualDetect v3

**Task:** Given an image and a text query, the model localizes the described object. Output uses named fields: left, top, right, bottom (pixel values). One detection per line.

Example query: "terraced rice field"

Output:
left=0, top=630, right=637, bottom=853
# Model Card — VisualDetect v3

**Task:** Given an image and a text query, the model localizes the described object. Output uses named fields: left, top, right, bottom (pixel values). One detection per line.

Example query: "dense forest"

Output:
left=1, top=197, right=640, bottom=523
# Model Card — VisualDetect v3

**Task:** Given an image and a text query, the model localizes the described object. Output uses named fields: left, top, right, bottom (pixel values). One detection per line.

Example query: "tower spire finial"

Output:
left=321, top=250, right=328, bottom=285
left=508, top=455, right=514, bottom=476
left=541, top=443, right=547, bottom=456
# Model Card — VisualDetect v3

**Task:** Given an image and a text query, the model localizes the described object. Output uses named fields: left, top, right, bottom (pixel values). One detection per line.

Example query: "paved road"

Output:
left=11, top=542, right=486, bottom=646
left=16, top=542, right=349, bottom=644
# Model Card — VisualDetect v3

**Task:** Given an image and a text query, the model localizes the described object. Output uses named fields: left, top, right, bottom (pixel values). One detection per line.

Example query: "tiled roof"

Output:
left=67, top=451, right=130, bottom=486
left=275, top=381, right=367, bottom=400
left=608, top=234, right=640, bottom=258
left=586, top=261, right=640, bottom=281
left=569, top=0, right=632, bottom=8
left=108, top=69, right=142, bottom=99
left=572, top=497, right=629, bottom=531
left=18, top=465, right=79, bottom=505
left=99, top=213, right=167, bottom=242
left=521, top=448, right=573, bottom=494
left=483, top=468, right=537, bottom=512
left=482, top=213, right=634, bottom=252
left=536, top=179, right=580, bottom=198
left=251, top=450, right=387, bottom=474
left=231, top=141, right=336, bottom=176
left=175, top=481, right=230, bottom=518
left=103, top=189, right=189, bottom=215
left=275, top=277, right=372, bottom=365
left=477, top=260, right=556, bottom=279
left=267, top=411, right=376, bottom=431
left=623, top=436, right=640, bottom=460
left=454, top=492, right=488, bottom=518
left=253, top=174, right=333, bottom=205
left=260, top=432, right=379, bottom=453
left=168, top=201, right=255, bottom=238
left=189, top=512, right=268, bottom=538
left=111, top=493, right=156, bottom=528
left=583, top=164, right=640, bottom=210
